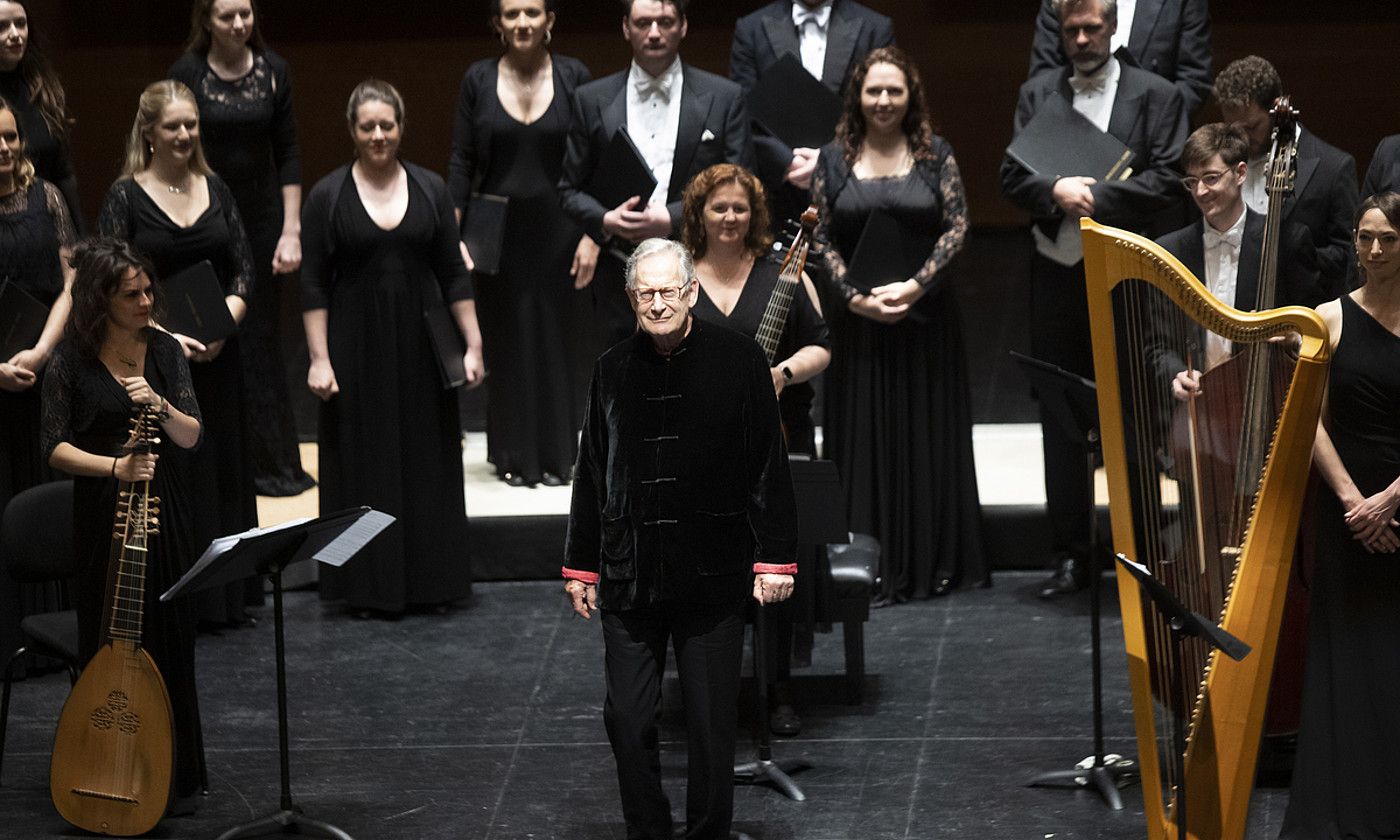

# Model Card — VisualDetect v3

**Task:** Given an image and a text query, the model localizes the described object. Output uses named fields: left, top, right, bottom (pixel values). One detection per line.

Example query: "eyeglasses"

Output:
left=630, top=283, right=690, bottom=305
left=1179, top=171, right=1229, bottom=192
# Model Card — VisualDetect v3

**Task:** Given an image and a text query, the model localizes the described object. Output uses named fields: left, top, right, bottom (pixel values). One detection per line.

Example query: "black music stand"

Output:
left=733, top=457, right=845, bottom=801
left=1114, top=553, right=1251, bottom=840
left=162, top=507, right=395, bottom=840
left=1013, top=351, right=1136, bottom=809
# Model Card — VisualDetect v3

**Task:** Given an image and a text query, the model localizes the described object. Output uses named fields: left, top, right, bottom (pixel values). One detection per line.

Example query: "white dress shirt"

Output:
left=1202, top=207, right=1247, bottom=369
left=792, top=0, right=834, bottom=80
left=1242, top=122, right=1303, bottom=215
left=1110, top=0, right=1137, bottom=56
left=626, top=58, right=684, bottom=207
left=1035, top=57, right=1121, bottom=267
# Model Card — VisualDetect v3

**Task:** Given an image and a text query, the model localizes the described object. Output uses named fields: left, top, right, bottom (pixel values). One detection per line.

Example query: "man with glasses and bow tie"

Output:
left=1000, top=0, right=1187, bottom=598
left=729, top=0, right=894, bottom=229
left=563, top=238, right=797, bottom=840
left=1152, top=123, right=1323, bottom=400
left=559, top=0, right=754, bottom=350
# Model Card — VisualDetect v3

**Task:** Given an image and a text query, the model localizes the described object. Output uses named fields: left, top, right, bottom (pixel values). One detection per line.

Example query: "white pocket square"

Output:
left=701, top=129, right=716, bottom=142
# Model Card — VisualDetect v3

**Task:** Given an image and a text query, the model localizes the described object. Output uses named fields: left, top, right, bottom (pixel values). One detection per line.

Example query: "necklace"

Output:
left=166, top=182, right=187, bottom=195
left=117, top=352, right=138, bottom=369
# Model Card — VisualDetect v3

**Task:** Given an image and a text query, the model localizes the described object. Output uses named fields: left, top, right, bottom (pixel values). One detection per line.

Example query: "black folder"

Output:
left=845, top=209, right=936, bottom=295
left=588, top=128, right=659, bottom=211
left=160, top=260, right=238, bottom=345
left=1005, top=94, right=1135, bottom=181
left=0, top=278, right=50, bottom=360
left=460, top=193, right=509, bottom=276
left=748, top=53, right=843, bottom=150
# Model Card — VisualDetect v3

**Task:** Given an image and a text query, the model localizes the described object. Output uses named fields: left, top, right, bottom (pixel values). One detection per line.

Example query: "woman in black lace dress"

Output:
left=41, top=238, right=205, bottom=804
left=812, top=48, right=987, bottom=603
left=169, top=0, right=311, bottom=497
left=98, top=79, right=259, bottom=626
left=447, top=0, right=593, bottom=487
left=1281, top=193, right=1400, bottom=840
left=303, top=80, right=483, bottom=617
left=0, top=97, right=75, bottom=674
left=0, top=1, right=81, bottom=225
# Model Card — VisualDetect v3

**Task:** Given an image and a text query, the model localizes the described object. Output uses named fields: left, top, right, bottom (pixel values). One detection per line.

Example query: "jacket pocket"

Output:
left=601, top=513, right=635, bottom=580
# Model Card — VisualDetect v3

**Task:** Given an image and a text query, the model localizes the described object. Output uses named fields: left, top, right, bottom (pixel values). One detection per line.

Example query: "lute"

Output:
left=50, top=404, right=174, bottom=836
left=755, top=206, right=819, bottom=365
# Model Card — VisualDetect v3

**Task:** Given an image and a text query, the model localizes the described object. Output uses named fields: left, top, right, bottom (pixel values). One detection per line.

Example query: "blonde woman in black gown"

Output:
left=303, top=80, right=483, bottom=617
left=1281, top=192, right=1400, bottom=839
left=448, top=0, right=593, bottom=487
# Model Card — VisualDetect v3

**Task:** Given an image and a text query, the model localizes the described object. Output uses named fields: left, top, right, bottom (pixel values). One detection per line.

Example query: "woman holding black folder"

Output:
left=98, top=79, right=259, bottom=626
left=811, top=47, right=987, bottom=604
left=0, top=95, right=75, bottom=674
left=302, top=79, right=482, bottom=618
left=447, top=0, right=593, bottom=487
left=169, top=0, right=313, bottom=498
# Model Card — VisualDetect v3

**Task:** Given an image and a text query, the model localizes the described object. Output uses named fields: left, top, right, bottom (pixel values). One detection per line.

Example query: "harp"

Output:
left=1080, top=218, right=1329, bottom=840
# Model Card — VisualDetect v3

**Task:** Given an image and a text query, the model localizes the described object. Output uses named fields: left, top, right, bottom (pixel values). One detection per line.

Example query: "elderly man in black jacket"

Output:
left=1001, top=0, right=1188, bottom=597
left=558, top=0, right=754, bottom=348
left=563, top=238, right=797, bottom=840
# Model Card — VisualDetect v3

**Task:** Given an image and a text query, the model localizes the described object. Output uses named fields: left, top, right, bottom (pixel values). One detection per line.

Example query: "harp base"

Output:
left=1026, top=757, right=1136, bottom=810
left=214, top=808, right=354, bottom=840
left=733, top=758, right=812, bottom=802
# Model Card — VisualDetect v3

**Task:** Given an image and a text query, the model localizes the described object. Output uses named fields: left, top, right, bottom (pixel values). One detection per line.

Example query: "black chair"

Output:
left=0, top=480, right=79, bottom=786
left=825, top=534, right=877, bottom=704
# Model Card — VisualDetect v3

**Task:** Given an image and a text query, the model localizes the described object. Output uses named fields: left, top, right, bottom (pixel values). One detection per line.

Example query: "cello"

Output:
left=50, top=404, right=174, bottom=836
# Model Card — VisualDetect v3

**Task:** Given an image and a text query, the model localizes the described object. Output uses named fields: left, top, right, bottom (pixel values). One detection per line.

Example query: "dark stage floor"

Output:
left=2, top=574, right=1290, bottom=839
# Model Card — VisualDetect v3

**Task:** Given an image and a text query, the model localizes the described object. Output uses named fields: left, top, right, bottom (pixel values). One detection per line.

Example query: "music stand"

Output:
left=162, top=507, right=395, bottom=840
left=1013, top=351, right=1136, bottom=809
left=1114, top=553, right=1251, bottom=840
left=733, top=457, right=845, bottom=801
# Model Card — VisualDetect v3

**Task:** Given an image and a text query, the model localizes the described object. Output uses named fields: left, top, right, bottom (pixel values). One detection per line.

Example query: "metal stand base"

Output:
left=215, top=807, right=355, bottom=840
left=734, top=757, right=812, bottom=802
left=1026, top=756, right=1137, bottom=810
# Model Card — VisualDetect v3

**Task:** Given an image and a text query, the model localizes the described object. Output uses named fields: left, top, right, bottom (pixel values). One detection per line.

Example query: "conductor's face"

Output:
left=623, top=0, right=685, bottom=74
left=1059, top=1, right=1115, bottom=75
left=631, top=251, right=698, bottom=346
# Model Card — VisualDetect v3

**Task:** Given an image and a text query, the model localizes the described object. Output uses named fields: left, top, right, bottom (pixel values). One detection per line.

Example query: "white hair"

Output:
left=624, top=238, right=695, bottom=290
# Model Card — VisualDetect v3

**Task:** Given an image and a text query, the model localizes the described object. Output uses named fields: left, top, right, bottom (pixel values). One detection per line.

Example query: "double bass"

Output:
left=50, top=405, right=174, bottom=836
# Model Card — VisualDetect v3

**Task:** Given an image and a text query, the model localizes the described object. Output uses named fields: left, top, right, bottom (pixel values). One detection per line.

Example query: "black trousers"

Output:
left=602, top=602, right=745, bottom=840
left=1030, top=252, right=1096, bottom=561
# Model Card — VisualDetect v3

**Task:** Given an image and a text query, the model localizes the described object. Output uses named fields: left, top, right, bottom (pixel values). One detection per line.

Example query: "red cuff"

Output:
left=753, top=563, right=797, bottom=575
left=562, top=567, right=599, bottom=585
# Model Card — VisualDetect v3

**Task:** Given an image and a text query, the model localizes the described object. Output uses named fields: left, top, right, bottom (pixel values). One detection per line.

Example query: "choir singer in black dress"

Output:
left=1280, top=193, right=1400, bottom=840
left=812, top=47, right=987, bottom=604
left=98, top=79, right=259, bottom=628
left=169, top=0, right=313, bottom=497
left=0, top=1, right=82, bottom=225
left=682, top=162, right=829, bottom=735
left=448, top=0, right=594, bottom=488
left=563, top=238, right=797, bottom=840
left=41, top=238, right=205, bottom=806
left=302, top=80, right=483, bottom=618
left=0, top=96, right=75, bottom=676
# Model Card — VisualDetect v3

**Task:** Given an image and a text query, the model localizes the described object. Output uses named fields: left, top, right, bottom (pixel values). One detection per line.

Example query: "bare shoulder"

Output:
left=1316, top=297, right=1345, bottom=349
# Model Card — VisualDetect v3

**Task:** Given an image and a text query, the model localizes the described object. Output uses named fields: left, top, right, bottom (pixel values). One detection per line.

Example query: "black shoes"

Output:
left=1038, top=555, right=1090, bottom=599
left=930, top=577, right=954, bottom=597
left=540, top=471, right=567, bottom=487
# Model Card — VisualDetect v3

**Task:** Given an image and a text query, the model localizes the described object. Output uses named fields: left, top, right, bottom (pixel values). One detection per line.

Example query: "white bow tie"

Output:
left=1204, top=226, right=1242, bottom=251
left=634, top=72, right=673, bottom=101
left=792, top=4, right=831, bottom=30
left=1068, top=73, right=1108, bottom=96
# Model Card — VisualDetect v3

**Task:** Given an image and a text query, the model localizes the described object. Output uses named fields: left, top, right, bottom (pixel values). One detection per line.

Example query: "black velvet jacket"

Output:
left=565, top=318, right=797, bottom=611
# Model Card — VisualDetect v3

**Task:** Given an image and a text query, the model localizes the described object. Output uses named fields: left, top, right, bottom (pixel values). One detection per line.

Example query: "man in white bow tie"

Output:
left=1154, top=123, right=1323, bottom=397
left=999, top=0, right=1188, bottom=598
left=559, top=0, right=754, bottom=348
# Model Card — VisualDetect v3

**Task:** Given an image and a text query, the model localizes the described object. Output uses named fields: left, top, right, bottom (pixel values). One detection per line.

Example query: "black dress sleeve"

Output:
left=39, top=341, right=78, bottom=461
left=96, top=179, right=135, bottom=240
left=423, top=168, right=474, bottom=304
left=266, top=52, right=302, bottom=188
left=210, top=175, right=256, bottom=299
left=912, top=151, right=969, bottom=289
left=42, top=180, right=78, bottom=249
left=299, top=172, right=337, bottom=311
left=149, top=330, right=201, bottom=423
left=787, top=276, right=831, bottom=352
left=447, top=64, right=481, bottom=210
left=811, top=147, right=857, bottom=302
